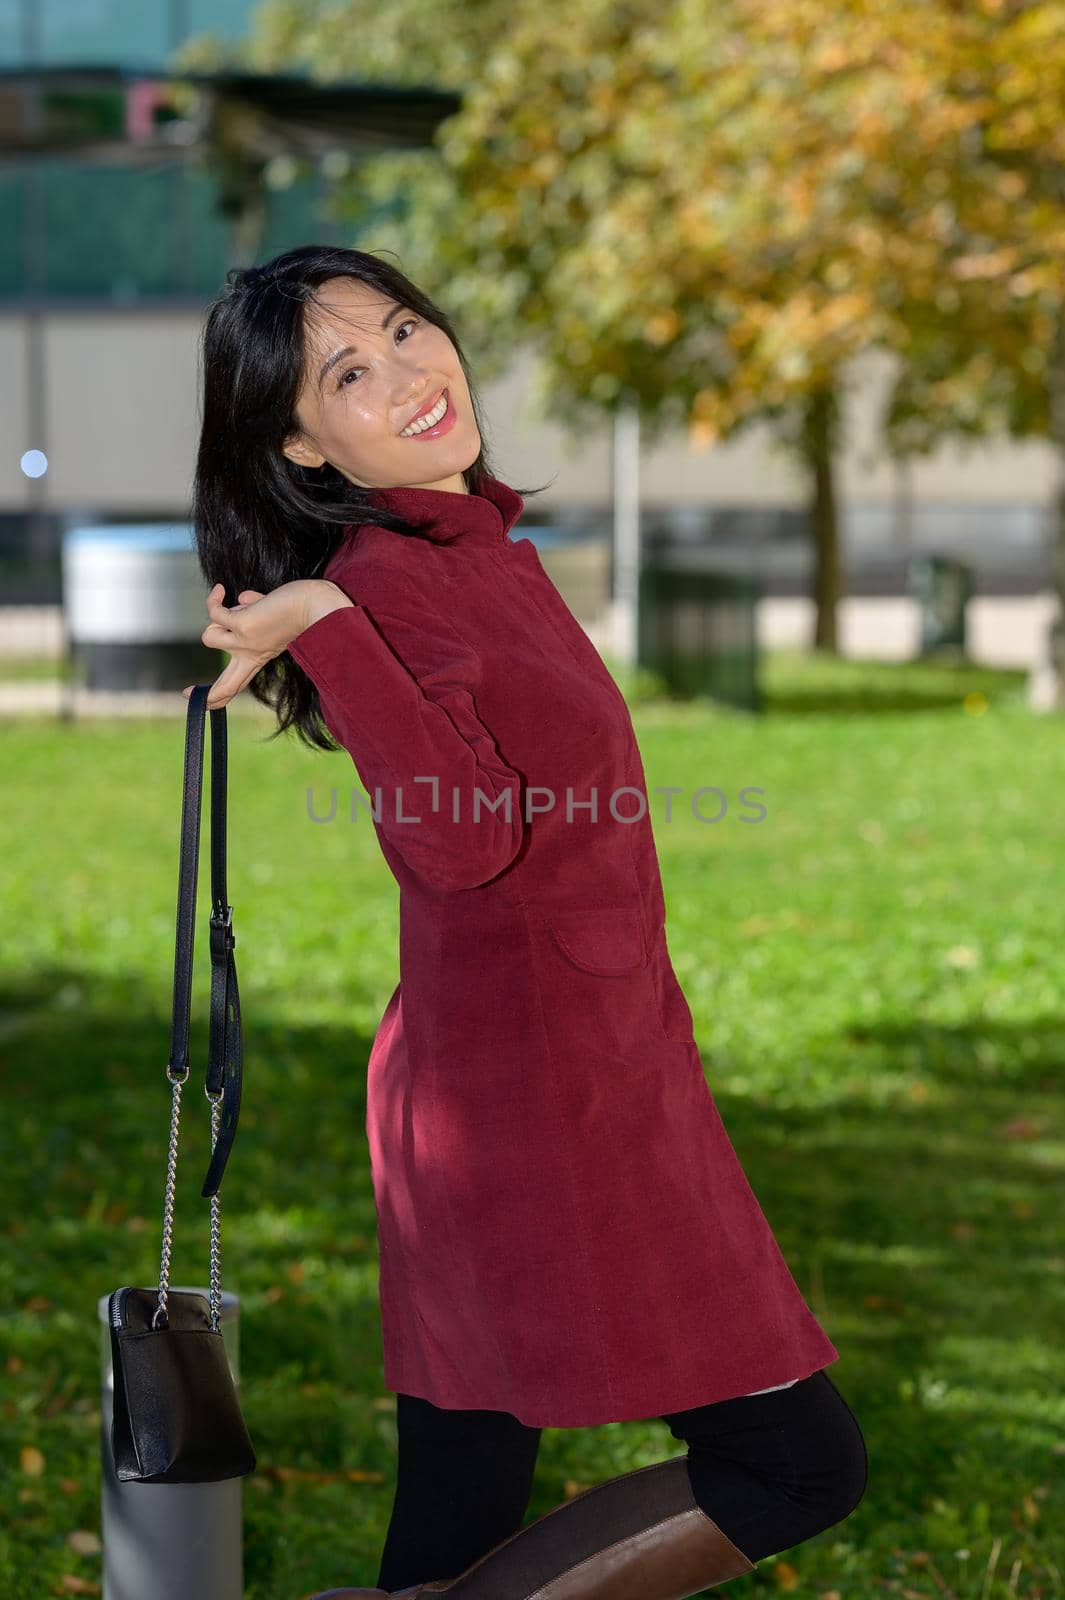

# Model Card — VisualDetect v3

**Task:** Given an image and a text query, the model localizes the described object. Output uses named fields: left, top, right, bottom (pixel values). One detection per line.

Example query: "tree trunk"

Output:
left=803, top=386, right=843, bottom=653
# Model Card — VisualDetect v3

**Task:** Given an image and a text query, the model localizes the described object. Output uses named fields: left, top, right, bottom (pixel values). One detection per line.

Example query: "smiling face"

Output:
left=281, top=275, right=482, bottom=494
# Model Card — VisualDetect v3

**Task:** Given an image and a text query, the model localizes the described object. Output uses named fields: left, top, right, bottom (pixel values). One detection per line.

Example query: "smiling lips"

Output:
left=399, top=387, right=455, bottom=439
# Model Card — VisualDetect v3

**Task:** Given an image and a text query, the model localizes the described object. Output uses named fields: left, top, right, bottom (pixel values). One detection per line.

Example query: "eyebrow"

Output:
left=317, top=301, right=406, bottom=391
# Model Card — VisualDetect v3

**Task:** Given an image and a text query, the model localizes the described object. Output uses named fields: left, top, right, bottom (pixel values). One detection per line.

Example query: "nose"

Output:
left=393, top=377, right=440, bottom=429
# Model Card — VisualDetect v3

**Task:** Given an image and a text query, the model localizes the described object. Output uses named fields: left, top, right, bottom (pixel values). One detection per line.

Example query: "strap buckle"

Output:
left=209, top=903, right=235, bottom=960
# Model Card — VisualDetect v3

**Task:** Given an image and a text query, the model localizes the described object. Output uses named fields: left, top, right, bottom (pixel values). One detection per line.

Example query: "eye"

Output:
left=338, top=318, right=419, bottom=386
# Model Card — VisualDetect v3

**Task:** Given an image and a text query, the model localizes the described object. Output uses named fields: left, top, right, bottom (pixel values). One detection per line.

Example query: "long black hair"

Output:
left=192, top=242, right=552, bottom=751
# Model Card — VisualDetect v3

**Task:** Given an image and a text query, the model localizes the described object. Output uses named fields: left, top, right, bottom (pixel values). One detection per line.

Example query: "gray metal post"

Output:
left=611, top=394, right=642, bottom=669
left=97, top=1288, right=246, bottom=1600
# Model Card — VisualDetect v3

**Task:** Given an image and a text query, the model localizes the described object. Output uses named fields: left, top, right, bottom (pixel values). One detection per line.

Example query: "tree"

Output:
left=197, top=0, right=1064, bottom=667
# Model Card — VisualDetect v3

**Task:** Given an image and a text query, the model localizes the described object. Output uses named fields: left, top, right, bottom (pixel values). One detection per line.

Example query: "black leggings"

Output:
left=376, top=1368, right=868, bottom=1591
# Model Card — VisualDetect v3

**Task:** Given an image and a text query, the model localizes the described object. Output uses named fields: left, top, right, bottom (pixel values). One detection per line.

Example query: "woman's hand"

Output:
left=183, top=579, right=353, bottom=709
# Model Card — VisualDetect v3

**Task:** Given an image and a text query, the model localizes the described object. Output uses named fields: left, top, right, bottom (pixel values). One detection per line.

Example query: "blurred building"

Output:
left=0, top=0, right=1058, bottom=670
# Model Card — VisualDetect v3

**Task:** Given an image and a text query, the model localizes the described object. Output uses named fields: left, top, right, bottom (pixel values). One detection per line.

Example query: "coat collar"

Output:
left=364, top=472, right=525, bottom=545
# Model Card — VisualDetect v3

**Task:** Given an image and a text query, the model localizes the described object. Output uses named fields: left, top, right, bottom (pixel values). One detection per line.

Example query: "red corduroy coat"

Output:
left=287, top=472, right=839, bottom=1427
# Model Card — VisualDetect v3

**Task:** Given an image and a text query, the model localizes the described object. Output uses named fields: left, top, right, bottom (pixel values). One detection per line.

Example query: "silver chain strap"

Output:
left=208, top=1094, right=222, bottom=1327
left=152, top=1072, right=223, bottom=1334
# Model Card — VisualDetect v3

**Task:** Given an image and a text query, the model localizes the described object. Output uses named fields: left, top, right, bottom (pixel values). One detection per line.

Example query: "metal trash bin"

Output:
left=638, top=561, right=762, bottom=712
left=63, top=524, right=215, bottom=690
left=908, top=554, right=974, bottom=657
left=97, top=1288, right=246, bottom=1600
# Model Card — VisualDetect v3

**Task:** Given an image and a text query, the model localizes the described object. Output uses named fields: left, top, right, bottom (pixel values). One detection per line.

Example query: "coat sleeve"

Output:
left=286, top=567, right=526, bottom=892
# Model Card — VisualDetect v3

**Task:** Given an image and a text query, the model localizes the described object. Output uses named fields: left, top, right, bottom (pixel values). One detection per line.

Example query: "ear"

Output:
left=282, top=433, right=327, bottom=470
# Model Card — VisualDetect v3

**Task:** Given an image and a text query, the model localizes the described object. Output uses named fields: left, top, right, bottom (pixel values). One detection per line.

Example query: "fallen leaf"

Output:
left=1000, top=1117, right=1039, bottom=1140
left=772, top=1559, right=800, bottom=1589
left=67, top=1531, right=102, bottom=1556
left=20, top=1445, right=45, bottom=1476
left=259, top=1464, right=352, bottom=1485
left=44, top=1393, right=72, bottom=1420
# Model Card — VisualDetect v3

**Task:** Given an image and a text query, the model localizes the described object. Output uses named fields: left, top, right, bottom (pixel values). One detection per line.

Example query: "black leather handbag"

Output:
left=107, top=686, right=256, bottom=1484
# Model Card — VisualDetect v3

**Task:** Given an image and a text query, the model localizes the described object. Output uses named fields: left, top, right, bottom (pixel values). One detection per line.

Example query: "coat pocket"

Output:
left=546, top=905, right=649, bottom=976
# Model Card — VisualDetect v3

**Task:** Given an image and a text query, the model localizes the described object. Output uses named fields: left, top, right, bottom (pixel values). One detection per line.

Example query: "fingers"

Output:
left=185, top=582, right=269, bottom=707
left=203, top=584, right=265, bottom=626
left=203, top=580, right=253, bottom=649
left=182, top=657, right=256, bottom=709
left=203, top=587, right=264, bottom=649
left=202, top=619, right=237, bottom=651
left=205, top=584, right=265, bottom=610
left=206, top=583, right=233, bottom=627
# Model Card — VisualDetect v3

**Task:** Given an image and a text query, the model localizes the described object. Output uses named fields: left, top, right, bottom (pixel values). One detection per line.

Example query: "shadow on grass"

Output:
left=1, top=966, right=1061, bottom=1594
left=2, top=964, right=383, bottom=1381
left=759, top=651, right=1030, bottom=717
left=604, top=648, right=1032, bottom=719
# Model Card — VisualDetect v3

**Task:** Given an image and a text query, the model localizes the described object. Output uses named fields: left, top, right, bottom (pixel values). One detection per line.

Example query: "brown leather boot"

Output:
left=308, top=1453, right=757, bottom=1598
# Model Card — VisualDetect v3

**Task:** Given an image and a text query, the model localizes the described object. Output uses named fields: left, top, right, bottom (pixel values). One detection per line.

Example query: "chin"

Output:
left=447, top=428, right=483, bottom=473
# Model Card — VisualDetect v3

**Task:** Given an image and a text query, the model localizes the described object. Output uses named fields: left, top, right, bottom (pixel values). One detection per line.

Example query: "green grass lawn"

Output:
left=1, top=649, right=1062, bottom=1599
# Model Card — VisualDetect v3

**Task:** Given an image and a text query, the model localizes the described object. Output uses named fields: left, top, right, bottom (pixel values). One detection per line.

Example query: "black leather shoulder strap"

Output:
left=167, top=686, right=243, bottom=1199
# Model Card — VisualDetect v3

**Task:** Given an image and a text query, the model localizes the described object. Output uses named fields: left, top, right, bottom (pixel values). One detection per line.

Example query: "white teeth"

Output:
left=400, top=390, right=448, bottom=436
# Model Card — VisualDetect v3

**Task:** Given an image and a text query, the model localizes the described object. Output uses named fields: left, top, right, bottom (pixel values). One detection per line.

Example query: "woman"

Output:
left=189, top=244, right=868, bottom=1599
